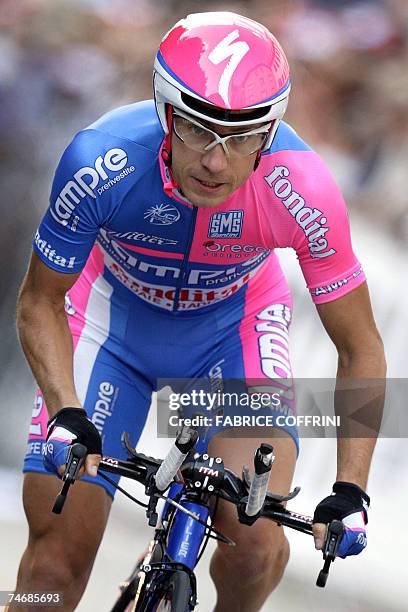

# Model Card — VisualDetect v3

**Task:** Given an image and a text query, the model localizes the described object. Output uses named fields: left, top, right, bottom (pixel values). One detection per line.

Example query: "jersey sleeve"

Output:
left=33, top=129, right=129, bottom=273
left=262, top=151, right=366, bottom=303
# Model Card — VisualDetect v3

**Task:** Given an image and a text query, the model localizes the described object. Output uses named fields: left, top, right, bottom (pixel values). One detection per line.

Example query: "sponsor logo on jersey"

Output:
left=311, top=267, right=363, bottom=296
left=109, top=230, right=178, bottom=246
left=34, top=230, right=76, bottom=269
left=91, top=381, right=118, bottom=435
left=255, top=304, right=293, bottom=382
left=144, top=203, right=180, bottom=225
left=106, top=257, right=265, bottom=311
left=50, top=147, right=134, bottom=229
left=264, top=166, right=336, bottom=259
left=100, top=229, right=268, bottom=287
left=208, top=210, right=244, bottom=238
left=203, top=241, right=269, bottom=258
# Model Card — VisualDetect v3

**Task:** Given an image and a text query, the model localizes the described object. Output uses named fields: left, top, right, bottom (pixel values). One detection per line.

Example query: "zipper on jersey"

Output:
left=173, top=206, right=198, bottom=312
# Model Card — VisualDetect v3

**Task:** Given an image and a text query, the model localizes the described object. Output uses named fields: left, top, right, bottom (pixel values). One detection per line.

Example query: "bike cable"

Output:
left=99, top=472, right=235, bottom=547
left=155, top=491, right=234, bottom=546
left=98, top=472, right=149, bottom=508
left=195, top=494, right=221, bottom=566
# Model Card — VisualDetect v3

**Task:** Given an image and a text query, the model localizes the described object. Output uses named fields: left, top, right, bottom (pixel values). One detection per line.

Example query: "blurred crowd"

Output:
left=0, top=0, right=407, bottom=392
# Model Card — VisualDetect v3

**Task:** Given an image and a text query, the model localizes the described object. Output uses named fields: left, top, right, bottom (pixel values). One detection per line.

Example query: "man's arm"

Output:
left=17, top=251, right=101, bottom=477
left=316, top=281, right=386, bottom=490
left=17, top=251, right=81, bottom=415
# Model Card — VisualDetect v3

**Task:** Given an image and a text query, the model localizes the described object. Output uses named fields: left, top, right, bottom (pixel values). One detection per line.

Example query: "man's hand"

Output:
left=313, top=481, right=370, bottom=558
left=43, top=407, right=102, bottom=478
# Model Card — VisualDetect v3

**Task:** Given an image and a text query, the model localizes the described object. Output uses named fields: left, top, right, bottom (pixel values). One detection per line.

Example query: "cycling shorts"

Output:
left=24, top=263, right=298, bottom=499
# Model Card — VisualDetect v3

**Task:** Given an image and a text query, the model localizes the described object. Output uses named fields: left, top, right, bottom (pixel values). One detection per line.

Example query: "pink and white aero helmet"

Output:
left=154, top=11, right=291, bottom=152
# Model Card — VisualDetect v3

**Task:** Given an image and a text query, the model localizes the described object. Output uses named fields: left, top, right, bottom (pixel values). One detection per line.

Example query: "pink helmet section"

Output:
left=158, top=12, right=290, bottom=110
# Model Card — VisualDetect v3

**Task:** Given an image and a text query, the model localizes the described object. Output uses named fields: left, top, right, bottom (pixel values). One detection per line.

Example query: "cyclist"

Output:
left=12, top=11, right=385, bottom=612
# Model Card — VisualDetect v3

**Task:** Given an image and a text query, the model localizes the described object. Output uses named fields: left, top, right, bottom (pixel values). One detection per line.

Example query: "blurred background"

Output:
left=1, top=0, right=407, bottom=610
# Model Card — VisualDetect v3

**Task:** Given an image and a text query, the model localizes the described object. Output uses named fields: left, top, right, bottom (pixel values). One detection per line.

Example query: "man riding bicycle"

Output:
left=13, top=11, right=385, bottom=612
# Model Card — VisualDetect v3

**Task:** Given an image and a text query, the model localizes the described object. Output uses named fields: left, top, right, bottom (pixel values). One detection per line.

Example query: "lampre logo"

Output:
left=144, top=204, right=180, bottom=225
left=100, top=227, right=267, bottom=284
left=91, top=381, right=117, bottom=435
left=264, top=166, right=337, bottom=259
left=208, top=210, right=244, bottom=238
left=50, top=148, right=134, bottom=228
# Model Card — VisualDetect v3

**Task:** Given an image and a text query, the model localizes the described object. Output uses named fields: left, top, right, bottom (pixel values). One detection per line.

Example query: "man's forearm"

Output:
left=335, top=347, right=386, bottom=491
left=17, top=294, right=81, bottom=416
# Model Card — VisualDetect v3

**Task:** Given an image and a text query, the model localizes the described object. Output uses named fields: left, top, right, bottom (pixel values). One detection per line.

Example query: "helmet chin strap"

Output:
left=254, top=151, right=262, bottom=171
left=161, top=105, right=173, bottom=166
left=161, top=105, right=185, bottom=194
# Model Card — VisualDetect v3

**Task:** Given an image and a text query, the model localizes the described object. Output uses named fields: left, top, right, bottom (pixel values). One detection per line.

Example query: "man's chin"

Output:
left=184, top=184, right=232, bottom=208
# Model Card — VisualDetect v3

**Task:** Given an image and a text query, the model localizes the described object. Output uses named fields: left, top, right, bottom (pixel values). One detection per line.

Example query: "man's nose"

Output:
left=200, top=143, right=229, bottom=174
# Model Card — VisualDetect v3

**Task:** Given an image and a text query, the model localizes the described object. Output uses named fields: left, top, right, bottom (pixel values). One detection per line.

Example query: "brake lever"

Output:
left=52, top=443, right=87, bottom=514
left=122, top=431, right=161, bottom=467
left=316, top=519, right=344, bottom=587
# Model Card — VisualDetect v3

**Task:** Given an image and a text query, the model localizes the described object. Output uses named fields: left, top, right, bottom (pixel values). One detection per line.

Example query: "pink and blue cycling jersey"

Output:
left=34, top=99, right=364, bottom=314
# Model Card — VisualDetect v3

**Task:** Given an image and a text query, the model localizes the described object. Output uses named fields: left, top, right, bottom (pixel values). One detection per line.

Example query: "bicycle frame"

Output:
left=165, top=496, right=209, bottom=570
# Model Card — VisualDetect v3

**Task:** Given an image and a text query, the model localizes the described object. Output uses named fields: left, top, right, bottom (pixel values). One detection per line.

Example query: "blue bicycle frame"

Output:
left=162, top=483, right=210, bottom=571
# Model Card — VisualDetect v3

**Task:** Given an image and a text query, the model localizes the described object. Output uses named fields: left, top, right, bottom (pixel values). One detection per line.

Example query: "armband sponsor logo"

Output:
left=311, top=267, right=363, bottom=296
left=264, top=166, right=337, bottom=259
left=208, top=210, right=244, bottom=238
left=34, top=230, right=76, bottom=268
left=50, top=148, right=134, bottom=228
left=91, top=381, right=117, bottom=435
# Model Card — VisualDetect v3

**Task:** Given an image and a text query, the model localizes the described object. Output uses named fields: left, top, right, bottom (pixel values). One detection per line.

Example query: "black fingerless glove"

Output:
left=313, top=481, right=370, bottom=525
left=47, top=407, right=102, bottom=455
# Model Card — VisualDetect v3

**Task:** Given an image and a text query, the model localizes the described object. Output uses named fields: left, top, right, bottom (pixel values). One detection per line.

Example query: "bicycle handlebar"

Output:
left=154, top=426, right=198, bottom=491
left=52, top=432, right=343, bottom=587
left=245, top=443, right=274, bottom=517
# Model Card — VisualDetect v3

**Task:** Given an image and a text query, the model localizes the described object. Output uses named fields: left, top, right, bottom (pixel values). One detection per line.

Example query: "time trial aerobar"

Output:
left=96, top=435, right=314, bottom=537
left=52, top=429, right=342, bottom=587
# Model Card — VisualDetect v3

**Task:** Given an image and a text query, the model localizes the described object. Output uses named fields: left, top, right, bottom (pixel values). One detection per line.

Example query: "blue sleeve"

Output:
left=33, top=129, right=137, bottom=273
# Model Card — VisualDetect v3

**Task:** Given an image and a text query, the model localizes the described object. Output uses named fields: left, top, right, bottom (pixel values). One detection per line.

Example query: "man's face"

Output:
left=170, top=116, right=261, bottom=209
